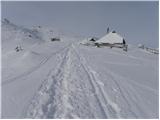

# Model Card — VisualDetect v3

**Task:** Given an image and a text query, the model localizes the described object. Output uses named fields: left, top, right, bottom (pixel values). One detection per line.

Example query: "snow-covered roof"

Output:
left=96, top=32, right=124, bottom=44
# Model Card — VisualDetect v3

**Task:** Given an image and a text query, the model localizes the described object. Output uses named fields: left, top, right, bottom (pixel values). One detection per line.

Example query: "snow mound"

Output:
left=80, top=37, right=98, bottom=46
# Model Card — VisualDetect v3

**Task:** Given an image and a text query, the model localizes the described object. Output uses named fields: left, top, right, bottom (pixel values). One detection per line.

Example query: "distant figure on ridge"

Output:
left=123, top=39, right=126, bottom=45
left=107, top=27, right=110, bottom=34
left=15, top=46, right=23, bottom=52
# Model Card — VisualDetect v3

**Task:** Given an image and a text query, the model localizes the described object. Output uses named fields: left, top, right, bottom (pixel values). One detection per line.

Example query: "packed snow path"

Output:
left=25, top=45, right=121, bottom=118
left=2, top=42, right=158, bottom=118
left=22, top=44, right=157, bottom=119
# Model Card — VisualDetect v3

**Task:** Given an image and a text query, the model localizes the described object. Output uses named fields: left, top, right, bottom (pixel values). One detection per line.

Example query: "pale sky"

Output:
left=2, top=1, right=159, bottom=48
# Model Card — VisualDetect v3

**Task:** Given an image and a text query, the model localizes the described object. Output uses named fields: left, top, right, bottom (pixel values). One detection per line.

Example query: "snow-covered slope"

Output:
left=2, top=20, right=159, bottom=118
left=79, top=37, right=98, bottom=46
left=31, top=26, right=63, bottom=42
left=2, top=19, right=44, bottom=53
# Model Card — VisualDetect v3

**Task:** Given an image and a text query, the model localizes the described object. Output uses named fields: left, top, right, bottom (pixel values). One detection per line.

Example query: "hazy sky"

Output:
left=2, top=1, right=159, bottom=48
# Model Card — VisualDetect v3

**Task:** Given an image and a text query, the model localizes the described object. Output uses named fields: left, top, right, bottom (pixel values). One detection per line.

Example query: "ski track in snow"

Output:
left=24, top=44, right=125, bottom=118
left=2, top=44, right=71, bottom=86
left=72, top=45, right=122, bottom=118
left=25, top=47, right=71, bottom=118
left=3, top=42, right=158, bottom=118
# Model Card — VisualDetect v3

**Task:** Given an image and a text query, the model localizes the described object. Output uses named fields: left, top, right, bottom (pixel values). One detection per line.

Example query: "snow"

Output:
left=79, top=37, right=97, bottom=46
left=1, top=19, right=159, bottom=118
left=96, top=32, right=124, bottom=44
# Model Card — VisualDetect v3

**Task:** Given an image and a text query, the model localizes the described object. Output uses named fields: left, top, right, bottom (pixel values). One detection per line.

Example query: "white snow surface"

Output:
left=96, top=32, right=124, bottom=44
left=2, top=20, right=159, bottom=118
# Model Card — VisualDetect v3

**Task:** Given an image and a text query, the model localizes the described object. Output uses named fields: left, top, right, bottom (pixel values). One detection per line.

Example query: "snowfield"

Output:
left=1, top=19, right=159, bottom=118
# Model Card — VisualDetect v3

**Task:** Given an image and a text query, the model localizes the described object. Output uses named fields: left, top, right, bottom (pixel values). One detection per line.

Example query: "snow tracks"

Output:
left=25, top=44, right=121, bottom=119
